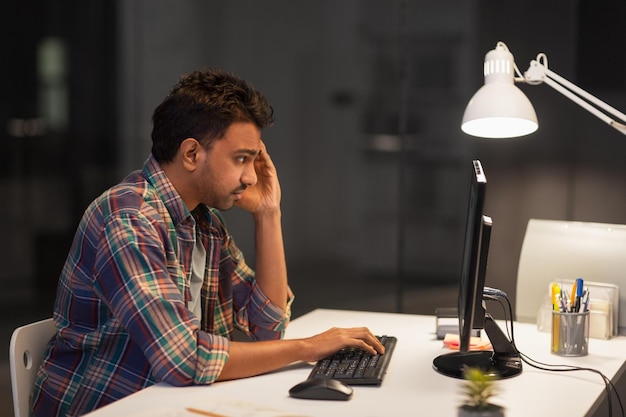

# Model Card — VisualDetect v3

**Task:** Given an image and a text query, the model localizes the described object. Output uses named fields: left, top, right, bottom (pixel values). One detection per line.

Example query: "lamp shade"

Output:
left=462, top=43, right=538, bottom=138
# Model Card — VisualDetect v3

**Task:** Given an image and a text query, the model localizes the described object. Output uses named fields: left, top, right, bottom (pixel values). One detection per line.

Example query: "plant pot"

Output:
left=458, top=405, right=505, bottom=417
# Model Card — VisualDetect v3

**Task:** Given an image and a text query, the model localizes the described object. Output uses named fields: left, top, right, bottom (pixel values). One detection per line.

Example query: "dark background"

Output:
left=1, top=1, right=625, bottom=415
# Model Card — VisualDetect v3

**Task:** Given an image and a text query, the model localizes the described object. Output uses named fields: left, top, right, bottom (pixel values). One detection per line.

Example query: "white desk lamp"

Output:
left=461, top=41, right=626, bottom=138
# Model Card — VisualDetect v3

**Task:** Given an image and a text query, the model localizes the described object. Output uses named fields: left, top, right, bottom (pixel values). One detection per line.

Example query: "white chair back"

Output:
left=516, top=219, right=626, bottom=333
left=9, top=318, right=55, bottom=417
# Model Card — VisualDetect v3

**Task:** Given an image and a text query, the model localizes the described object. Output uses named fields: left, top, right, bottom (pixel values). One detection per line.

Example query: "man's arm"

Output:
left=221, top=143, right=385, bottom=380
left=218, top=327, right=384, bottom=381
left=236, top=141, right=288, bottom=309
left=252, top=209, right=288, bottom=309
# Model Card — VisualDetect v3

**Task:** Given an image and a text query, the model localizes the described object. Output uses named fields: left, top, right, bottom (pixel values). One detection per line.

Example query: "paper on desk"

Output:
left=124, top=398, right=311, bottom=417
left=442, top=333, right=492, bottom=351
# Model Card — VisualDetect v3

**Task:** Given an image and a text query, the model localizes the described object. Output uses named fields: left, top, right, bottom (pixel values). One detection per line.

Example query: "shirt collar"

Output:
left=142, top=154, right=192, bottom=227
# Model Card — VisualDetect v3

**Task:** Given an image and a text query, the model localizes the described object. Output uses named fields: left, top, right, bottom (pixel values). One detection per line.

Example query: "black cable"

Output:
left=484, top=293, right=624, bottom=417
left=517, top=351, right=618, bottom=416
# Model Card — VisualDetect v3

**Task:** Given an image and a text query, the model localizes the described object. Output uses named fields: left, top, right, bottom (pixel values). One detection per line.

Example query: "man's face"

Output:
left=195, top=122, right=262, bottom=210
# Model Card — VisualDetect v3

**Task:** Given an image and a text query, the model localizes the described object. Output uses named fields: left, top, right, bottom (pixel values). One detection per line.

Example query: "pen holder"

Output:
left=551, top=311, right=590, bottom=357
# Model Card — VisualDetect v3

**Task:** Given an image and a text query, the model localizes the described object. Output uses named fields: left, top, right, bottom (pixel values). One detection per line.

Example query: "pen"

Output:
left=574, top=278, right=584, bottom=312
left=570, top=281, right=578, bottom=312
left=580, top=287, right=590, bottom=312
left=560, top=289, right=569, bottom=312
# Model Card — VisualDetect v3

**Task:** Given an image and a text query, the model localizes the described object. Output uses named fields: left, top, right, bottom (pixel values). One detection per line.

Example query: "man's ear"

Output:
left=179, top=138, right=201, bottom=171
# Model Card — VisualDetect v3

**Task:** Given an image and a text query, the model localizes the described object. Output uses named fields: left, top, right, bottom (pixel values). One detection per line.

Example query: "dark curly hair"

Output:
left=151, top=69, right=274, bottom=163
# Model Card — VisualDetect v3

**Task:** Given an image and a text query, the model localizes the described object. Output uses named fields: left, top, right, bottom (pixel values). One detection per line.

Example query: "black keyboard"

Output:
left=307, top=335, right=397, bottom=385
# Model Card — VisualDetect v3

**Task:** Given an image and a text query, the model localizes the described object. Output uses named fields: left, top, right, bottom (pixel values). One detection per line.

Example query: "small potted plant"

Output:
left=458, top=367, right=505, bottom=417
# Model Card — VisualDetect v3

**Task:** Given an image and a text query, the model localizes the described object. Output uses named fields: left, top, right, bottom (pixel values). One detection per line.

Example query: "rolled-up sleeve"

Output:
left=229, top=252, right=294, bottom=340
left=238, top=281, right=294, bottom=339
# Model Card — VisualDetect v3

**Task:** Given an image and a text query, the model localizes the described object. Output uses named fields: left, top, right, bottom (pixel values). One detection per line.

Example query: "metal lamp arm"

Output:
left=521, top=54, right=626, bottom=136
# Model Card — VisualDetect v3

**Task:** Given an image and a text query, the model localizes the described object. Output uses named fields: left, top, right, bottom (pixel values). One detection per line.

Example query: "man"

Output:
left=32, top=68, right=383, bottom=417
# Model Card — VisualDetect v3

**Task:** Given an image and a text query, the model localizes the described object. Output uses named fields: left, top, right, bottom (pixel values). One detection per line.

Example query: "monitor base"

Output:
left=432, top=350, right=522, bottom=379
left=432, top=314, right=522, bottom=379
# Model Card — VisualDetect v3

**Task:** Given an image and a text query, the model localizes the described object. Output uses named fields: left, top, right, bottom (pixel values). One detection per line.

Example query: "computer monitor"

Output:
left=458, top=161, right=488, bottom=353
left=432, top=160, right=522, bottom=379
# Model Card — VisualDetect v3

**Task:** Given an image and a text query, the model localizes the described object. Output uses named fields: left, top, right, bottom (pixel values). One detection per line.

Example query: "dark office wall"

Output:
left=116, top=0, right=477, bottom=288
left=2, top=0, right=625, bottom=316
left=0, top=0, right=118, bottom=309
left=115, top=0, right=626, bottom=314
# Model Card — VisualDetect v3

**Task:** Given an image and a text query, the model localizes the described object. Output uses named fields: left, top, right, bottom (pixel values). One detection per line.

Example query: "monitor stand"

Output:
left=432, top=314, right=522, bottom=379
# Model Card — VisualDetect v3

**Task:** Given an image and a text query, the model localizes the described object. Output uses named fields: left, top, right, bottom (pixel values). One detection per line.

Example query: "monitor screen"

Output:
left=432, top=160, right=522, bottom=379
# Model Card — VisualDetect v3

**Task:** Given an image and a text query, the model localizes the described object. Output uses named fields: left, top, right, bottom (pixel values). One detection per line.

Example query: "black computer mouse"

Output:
left=288, top=378, right=353, bottom=401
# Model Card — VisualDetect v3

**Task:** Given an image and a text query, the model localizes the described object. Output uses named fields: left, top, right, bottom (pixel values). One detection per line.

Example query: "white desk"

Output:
left=84, top=309, right=626, bottom=417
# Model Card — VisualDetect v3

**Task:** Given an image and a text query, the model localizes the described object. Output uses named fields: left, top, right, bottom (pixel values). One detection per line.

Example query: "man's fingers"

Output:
left=345, top=328, right=385, bottom=354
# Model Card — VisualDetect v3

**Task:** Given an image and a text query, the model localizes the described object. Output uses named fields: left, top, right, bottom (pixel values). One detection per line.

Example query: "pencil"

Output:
left=186, top=407, right=230, bottom=417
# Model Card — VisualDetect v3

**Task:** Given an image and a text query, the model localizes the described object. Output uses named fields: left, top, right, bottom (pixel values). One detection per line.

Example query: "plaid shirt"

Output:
left=32, top=155, right=293, bottom=417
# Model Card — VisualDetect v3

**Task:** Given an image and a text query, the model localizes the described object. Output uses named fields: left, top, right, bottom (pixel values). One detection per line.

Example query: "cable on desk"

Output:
left=484, top=292, right=624, bottom=417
